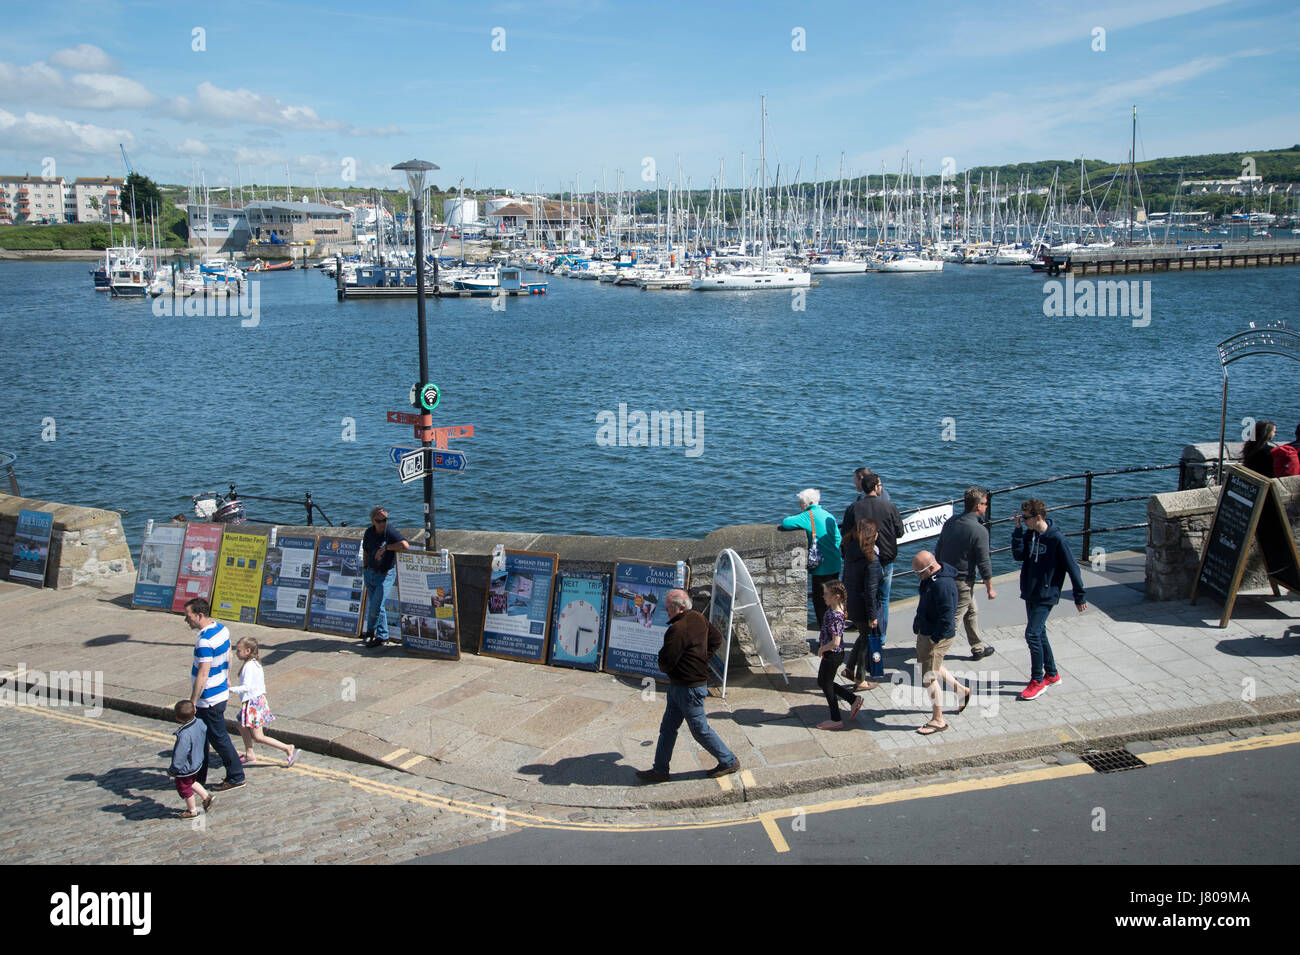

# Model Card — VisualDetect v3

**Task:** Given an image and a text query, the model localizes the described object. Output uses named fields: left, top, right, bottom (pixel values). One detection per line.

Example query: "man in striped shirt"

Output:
left=184, top=597, right=245, bottom=791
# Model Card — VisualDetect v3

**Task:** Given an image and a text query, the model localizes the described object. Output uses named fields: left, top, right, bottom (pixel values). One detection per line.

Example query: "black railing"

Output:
left=194, top=484, right=338, bottom=527
left=891, top=462, right=1183, bottom=580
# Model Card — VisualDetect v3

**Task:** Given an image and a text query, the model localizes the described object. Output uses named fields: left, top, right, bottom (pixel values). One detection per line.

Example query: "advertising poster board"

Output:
left=308, top=536, right=365, bottom=636
left=732, top=553, right=787, bottom=684
left=8, top=509, right=54, bottom=586
left=604, top=561, right=682, bottom=680
left=257, top=534, right=316, bottom=628
left=133, top=522, right=185, bottom=609
left=709, top=550, right=737, bottom=696
left=395, top=551, right=461, bottom=660
left=479, top=550, right=558, bottom=663
left=170, top=523, right=225, bottom=614
left=548, top=571, right=610, bottom=672
left=210, top=530, right=269, bottom=624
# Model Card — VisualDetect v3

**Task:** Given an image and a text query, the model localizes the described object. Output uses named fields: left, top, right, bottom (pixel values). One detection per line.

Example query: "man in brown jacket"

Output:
left=637, top=589, right=739, bottom=783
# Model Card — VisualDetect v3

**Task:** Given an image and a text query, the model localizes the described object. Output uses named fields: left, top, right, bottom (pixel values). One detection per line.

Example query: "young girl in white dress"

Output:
left=229, top=636, right=297, bottom=766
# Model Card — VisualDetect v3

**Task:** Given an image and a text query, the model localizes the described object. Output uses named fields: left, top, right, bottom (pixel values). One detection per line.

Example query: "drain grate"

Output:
left=1080, top=749, right=1147, bottom=774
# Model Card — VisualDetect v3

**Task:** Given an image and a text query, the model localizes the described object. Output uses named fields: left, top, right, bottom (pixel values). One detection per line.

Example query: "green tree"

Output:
left=121, top=172, right=163, bottom=222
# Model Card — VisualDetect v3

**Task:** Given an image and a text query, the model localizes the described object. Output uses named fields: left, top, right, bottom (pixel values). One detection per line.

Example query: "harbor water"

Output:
left=1, top=260, right=1297, bottom=592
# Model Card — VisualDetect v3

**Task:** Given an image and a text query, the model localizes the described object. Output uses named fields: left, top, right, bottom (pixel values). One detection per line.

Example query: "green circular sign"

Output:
left=420, top=382, right=441, bottom=411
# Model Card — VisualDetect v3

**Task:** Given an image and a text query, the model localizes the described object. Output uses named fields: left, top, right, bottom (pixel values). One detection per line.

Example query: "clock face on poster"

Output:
left=557, top=599, right=599, bottom=657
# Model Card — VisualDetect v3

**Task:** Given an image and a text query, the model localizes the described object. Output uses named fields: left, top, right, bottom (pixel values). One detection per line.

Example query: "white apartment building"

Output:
left=70, top=177, right=126, bottom=223
left=0, top=174, right=67, bottom=224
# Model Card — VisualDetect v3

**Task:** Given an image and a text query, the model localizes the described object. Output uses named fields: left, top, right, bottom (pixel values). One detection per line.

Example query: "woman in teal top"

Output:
left=781, top=488, right=842, bottom=628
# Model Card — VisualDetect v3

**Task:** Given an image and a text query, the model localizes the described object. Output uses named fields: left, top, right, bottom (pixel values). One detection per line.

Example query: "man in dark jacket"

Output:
left=637, top=589, right=739, bottom=783
left=935, top=486, right=998, bottom=660
left=841, top=471, right=904, bottom=634
left=1011, top=498, right=1088, bottom=701
left=911, top=550, right=970, bottom=734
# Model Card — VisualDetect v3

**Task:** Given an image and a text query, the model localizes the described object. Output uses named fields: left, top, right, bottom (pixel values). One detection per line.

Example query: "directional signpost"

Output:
left=431, top=450, right=468, bottom=473
left=398, top=449, right=428, bottom=484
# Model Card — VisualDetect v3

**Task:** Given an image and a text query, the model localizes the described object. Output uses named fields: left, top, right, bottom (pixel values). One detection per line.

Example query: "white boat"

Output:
left=874, top=256, right=943, bottom=273
left=809, top=258, right=869, bottom=274
left=690, top=266, right=812, bottom=289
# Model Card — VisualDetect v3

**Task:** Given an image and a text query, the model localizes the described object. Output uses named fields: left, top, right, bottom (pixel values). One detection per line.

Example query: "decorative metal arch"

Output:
left=1217, top=323, right=1300, bottom=480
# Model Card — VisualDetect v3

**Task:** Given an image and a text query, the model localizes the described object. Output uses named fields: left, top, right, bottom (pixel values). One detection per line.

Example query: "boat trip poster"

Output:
left=547, top=571, right=609, bottom=672
left=169, top=523, right=224, bottom=614
left=709, top=550, right=736, bottom=688
left=257, top=534, right=316, bottom=629
left=132, top=522, right=185, bottom=609
left=395, top=551, right=460, bottom=660
left=210, top=530, right=269, bottom=624
left=479, top=550, right=558, bottom=663
left=605, top=561, right=683, bottom=680
left=308, top=536, right=364, bottom=636
left=8, top=508, right=54, bottom=587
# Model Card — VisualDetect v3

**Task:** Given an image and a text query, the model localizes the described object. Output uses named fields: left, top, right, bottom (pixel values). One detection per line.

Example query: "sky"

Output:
left=1, top=0, right=1298, bottom=195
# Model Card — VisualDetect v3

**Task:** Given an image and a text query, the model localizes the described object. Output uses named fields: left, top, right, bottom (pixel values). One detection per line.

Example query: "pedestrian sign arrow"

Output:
left=398, top=448, right=428, bottom=484
left=431, top=450, right=468, bottom=473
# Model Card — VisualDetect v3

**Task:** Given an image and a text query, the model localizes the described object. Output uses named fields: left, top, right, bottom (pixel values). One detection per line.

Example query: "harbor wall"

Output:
left=1145, top=474, right=1300, bottom=601
left=0, top=493, right=135, bottom=589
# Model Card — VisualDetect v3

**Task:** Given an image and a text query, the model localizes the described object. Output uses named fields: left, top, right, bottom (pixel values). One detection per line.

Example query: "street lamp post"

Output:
left=393, top=158, right=440, bottom=552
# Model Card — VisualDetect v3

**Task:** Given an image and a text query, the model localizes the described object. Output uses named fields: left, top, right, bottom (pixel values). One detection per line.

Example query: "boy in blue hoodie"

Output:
left=1011, top=499, right=1088, bottom=701
left=169, top=700, right=213, bottom=818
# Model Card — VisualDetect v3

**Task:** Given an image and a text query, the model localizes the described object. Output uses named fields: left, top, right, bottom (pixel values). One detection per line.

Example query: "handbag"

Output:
left=806, top=507, right=823, bottom=570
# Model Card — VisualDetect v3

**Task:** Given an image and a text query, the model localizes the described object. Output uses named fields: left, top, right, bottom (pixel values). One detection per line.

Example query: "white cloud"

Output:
left=69, top=73, right=157, bottom=109
left=168, top=81, right=404, bottom=137
left=178, top=138, right=210, bottom=156
left=0, top=107, right=135, bottom=156
left=0, top=58, right=155, bottom=110
left=48, top=44, right=117, bottom=73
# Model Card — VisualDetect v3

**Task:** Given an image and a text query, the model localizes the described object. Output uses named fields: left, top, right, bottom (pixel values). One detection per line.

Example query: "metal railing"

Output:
left=891, top=462, right=1183, bottom=580
left=193, top=484, right=338, bottom=527
left=0, top=451, right=17, bottom=496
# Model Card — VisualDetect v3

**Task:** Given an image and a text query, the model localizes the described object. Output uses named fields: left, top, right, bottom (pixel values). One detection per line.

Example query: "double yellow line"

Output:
left=11, top=705, right=1298, bottom=854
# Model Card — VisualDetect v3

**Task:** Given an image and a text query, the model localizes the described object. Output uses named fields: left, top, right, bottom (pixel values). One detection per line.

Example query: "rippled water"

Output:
left=2, top=259, right=1297, bottom=589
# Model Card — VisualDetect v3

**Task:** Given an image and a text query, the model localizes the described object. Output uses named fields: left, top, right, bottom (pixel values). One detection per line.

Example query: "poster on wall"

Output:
left=8, top=509, right=54, bottom=586
left=395, top=551, right=461, bottom=659
left=308, top=536, right=365, bottom=637
left=257, top=534, right=316, bottom=628
left=547, top=571, right=610, bottom=672
left=210, top=530, right=269, bottom=624
left=133, top=522, right=186, bottom=609
left=604, top=561, right=684, bottom=680
left=169, top=523, right=225, bottom=614
left=479, top=550, right=558, bottom=663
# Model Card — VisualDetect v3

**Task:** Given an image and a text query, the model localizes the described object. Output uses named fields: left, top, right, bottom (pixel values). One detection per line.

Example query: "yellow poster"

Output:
left=211, top=531, right=269, bottom=624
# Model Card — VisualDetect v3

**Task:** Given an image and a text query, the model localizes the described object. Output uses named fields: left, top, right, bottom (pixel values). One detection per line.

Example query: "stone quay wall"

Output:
left=266, top=522, right=811, bottom=659
left=1145, top=474, right=1300, bottom=601
left=0, top=493, right=135, bottom=589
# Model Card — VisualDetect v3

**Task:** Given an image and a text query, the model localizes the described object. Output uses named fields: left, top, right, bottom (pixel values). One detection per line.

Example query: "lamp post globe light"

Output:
left=392, top=158, right=440, bottom=551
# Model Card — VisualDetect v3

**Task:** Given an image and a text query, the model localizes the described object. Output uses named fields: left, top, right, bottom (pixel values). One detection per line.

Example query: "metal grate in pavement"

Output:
left=1080, top=749, right=1147, bottom=773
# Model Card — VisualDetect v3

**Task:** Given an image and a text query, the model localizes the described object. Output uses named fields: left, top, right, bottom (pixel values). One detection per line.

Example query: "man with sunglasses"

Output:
left=361, top=506, right=409, bottom=647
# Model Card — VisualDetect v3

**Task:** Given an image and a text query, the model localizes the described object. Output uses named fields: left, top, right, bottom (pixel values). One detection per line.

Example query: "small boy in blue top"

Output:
left=169, top=700, right=213, bottom=818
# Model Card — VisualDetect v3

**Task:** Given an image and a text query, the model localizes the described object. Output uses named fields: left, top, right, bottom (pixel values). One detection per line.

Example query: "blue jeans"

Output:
left=364, top=568, right=395, bottom=639
left=195, top=701, right=244, bottom=785
left=878, top=561, right=895, bottom=641
left=652, top=684, right=736, bottom=774
left=1024, top=600, right=1057, bottom=682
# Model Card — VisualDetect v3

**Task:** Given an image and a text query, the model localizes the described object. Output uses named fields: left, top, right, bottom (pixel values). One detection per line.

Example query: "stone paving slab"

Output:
left=2, top=551, right=1299, bottom=810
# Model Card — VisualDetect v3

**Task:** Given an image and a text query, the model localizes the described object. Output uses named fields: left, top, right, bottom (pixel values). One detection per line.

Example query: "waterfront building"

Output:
left=70, top=177, right=126, bottom=223
left=0, top=174, right=68, bottom=224
left=185, top=203, right=251, bottom=252
left=242, top=199, right=353, bottom=245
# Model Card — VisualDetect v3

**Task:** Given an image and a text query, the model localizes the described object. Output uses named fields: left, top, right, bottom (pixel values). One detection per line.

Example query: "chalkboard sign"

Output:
left=1191, top=465, right=1300, bottom=626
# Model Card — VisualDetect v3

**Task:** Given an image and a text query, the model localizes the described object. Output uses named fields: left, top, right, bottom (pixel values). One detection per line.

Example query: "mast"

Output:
left=1129, top=104, right=1136, bottom=247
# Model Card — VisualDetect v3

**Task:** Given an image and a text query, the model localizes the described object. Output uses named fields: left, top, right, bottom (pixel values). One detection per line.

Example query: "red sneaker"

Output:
left=1043, top=673, right=1061, bottom=689
left=1020, top=679, right=1047, bottom=701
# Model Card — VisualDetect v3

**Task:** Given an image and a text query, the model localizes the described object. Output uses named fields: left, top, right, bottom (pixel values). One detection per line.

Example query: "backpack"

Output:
left=1272, top=444, right=1300, bottom=477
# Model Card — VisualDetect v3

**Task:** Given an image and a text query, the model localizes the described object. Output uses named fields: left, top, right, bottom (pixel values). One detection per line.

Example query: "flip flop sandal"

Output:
left=916, top=721, right=948, bottom=735
left=957, top=682, right=972, bottom=714
left=286, top=748, right=298, bottom=767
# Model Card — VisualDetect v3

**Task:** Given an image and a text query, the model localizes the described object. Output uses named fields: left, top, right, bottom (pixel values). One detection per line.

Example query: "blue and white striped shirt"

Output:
left=192, top=622, right=230, bottom=708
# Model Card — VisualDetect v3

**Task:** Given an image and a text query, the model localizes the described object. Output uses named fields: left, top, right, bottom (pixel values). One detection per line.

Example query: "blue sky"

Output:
left=1, top=0, right=1297, bottom=194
